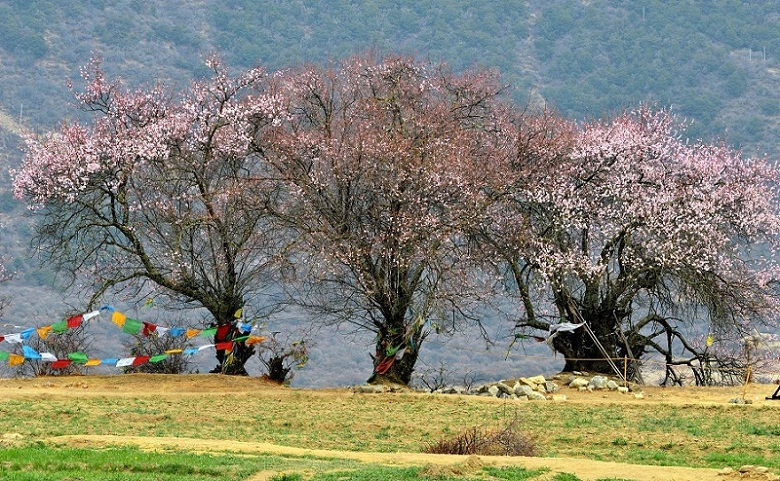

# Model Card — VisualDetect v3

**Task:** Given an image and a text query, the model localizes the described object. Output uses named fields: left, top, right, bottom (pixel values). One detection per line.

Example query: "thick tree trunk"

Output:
left=211, top=310, right=255, bottom=376
left=368, top=323, right=425, bottom=385
left=552, top=325, right=618, bottom=375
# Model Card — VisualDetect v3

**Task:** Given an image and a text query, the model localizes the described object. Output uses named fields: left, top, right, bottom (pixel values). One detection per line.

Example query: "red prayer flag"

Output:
left=131, top=356, right=150, bottom=366
left=51, top=360, right=72, bottom=369
left=215, top=323, right=231, bottom=342
left=67, top=314, right=83, bottom=328
left=142, top=322, right=158, bottom=336
left=215, top=341, right=233, bottom=352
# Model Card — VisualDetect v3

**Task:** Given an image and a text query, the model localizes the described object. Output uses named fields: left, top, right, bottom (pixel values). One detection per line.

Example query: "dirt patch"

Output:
left=49, top=434, right=726, bottom=481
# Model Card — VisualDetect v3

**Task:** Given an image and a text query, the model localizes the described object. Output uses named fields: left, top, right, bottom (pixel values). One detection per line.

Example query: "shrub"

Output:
left=424, top=420, right=538, bottom=457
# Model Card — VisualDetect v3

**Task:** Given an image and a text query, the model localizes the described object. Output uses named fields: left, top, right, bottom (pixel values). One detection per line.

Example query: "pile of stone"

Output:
left=352, top=373, right=645, bottom=401
left=435, top=373, right=643, bottom=401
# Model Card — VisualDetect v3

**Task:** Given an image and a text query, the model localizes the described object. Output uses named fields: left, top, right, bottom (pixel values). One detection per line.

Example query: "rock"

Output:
left=488, top=385, right=500, bottom=397
left=633, top=392, right=644, bottom=399
left=2, top=433, right=23, bottom=440
left=527, top=391, right=547, bottom=401
left=738, top=465, right=756, bottom=473
left=545, top=381, right=559, bottom=393
left=495, top=382, right=514, bottom=396
left=606, top=380, right=619, bottom=391
left=520, top=376, right=547, bottom=388
left=515, top=384, right=536, bottom=397
left=617, top=386, right=629, bottom=394
left=718, top=467, right=734, bottom=475
left=729, top=397, right=747, bottom=404
left=588, top=375, right=609, bottom=389
left=569, top=378, right=589, bottom=388
left=551, top=394, right=567, bottom=402
left=353, top=384, right=386, bottom=394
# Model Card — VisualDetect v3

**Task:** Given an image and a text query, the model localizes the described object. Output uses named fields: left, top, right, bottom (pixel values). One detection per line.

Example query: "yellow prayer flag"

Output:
left=246, top=336, right=267, bottom=345
left=8, top=353, right=24, bottom=366
left=112, top=311, right=127, bottom=328
left=37, top=325, right=52, bottom=340
left=234, top=307, right=243, bottom=319
left=186, top=328, right=201, bottom=339
left=85, top=359, right=102, bottom=366
left=706, top=335, right=714, bottom=347
left=165, top=349, right=184, bottom=355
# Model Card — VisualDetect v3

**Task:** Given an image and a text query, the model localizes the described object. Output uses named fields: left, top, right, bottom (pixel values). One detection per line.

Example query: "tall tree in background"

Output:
left=477, top=106, right=780, bottom=381
left=257, top=55, right=509, bottom=384
left=13, top=58, right=286, bottom=374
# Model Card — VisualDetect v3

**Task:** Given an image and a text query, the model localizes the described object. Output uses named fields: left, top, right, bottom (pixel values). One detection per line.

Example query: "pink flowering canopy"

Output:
left=254, top=54, right=511, bottom=384
left=481, top=106, right=780, bottom=381
left=13, top=57, right=288, bottom=374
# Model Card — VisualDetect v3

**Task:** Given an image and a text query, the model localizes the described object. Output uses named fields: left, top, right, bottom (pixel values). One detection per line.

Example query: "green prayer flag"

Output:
left=51, top=320, right=68, bottom=333
left=0, top=350, right=8, bottom=361
left=200, top=327, right=217, bottom=337
left=123, top=318, right=143, bottom=335
left=149, top=354, right=168, bottom=363
left=68, top=352, right=89, bottom=364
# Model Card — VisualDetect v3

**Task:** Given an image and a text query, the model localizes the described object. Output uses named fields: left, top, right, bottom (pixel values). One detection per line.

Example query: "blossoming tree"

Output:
left=13, top=58, right=287, bottom=374
left=257, top=55, right=509, bottom=384
left=478, top=107, right=780, bottom=381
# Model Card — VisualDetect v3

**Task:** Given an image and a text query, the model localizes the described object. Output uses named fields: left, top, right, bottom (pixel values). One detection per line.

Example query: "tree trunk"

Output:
left=211, top=313, right=255, bottom=375
left=552, top=326, right=618, bottom=375
left=368, top=323, right=425, bottom=385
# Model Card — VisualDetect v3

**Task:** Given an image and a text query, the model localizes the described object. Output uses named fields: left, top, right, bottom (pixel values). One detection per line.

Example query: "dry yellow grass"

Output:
left=2, top=374, right=779, bottom=481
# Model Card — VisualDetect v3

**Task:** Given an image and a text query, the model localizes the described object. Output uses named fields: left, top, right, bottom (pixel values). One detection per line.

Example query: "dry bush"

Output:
left=424, top=420, right=538, bottom=456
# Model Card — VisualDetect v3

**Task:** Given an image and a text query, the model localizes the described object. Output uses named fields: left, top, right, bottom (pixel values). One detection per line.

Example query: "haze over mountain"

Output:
left=1, top=0, right=779, bottom=386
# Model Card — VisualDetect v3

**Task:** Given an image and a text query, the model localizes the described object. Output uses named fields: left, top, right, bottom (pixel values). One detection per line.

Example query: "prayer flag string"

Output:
left=0, top=307, right=267, bottom=369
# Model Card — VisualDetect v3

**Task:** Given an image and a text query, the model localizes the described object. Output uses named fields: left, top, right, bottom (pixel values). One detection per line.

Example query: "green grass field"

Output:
left=1, top=375, right=778, bottom=480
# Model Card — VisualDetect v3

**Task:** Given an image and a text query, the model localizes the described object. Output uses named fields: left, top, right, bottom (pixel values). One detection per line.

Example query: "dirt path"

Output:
left=49, top=434, right=730, bottom=481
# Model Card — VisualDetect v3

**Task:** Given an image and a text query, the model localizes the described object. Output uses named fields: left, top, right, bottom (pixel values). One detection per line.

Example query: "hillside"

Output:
left=1, top=0, right=780, bottom=387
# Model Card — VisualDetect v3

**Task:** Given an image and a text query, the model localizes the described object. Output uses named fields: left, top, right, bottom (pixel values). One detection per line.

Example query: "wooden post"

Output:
left=742, top=365, right=753, bottom=401
left=624, top=356, right=628, bottom=387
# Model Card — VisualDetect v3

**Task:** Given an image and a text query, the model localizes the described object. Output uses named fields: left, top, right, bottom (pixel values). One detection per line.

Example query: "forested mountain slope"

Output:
left=1, top=0, right=779, bottom=386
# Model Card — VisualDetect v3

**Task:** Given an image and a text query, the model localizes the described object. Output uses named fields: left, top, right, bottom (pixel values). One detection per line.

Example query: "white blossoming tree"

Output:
left=477, top=107, right=780, bottom=382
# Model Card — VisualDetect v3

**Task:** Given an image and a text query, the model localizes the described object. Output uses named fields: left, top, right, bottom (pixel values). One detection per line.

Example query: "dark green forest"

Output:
left=2, top=0, right=780, bottom=154
left=1, top=0, right=780, bottom=386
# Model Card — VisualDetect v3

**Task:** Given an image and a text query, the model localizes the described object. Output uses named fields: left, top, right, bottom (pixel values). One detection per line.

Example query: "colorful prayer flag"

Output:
left=69, top=352, right=89, bottom=364
left=116, top=357, right=135, bottom=367
left=8, top=353, right=24, bottom=366
left=22, top=345, right=41, bottom=359
left=51, top=360, right=72, bottom=369
left=37, top=325, right=52, bottom=339
left=131, top=356, right=150, bottom=366
left=149, top=354, right=168, bottom=363
left=67, top=314, right=83, bottom=328
left=51, top=320, right=68, bottom=334
left=112, top=311, right=127, bottom=328
left=122, top=319, right=143, bottom=335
